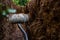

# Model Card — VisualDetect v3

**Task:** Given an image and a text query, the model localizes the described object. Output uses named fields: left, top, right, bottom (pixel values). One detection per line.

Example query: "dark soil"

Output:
left=0, top=0, right=60, bottom=40
left=25, top=0, right=60, bottom=40
left=0, top=18, right=24, bottom=40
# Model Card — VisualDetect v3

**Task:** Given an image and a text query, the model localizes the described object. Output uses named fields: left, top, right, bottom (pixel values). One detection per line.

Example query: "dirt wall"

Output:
left=24, top=0, right=60, bottom=40
left=0, top=0, right=60, bottom=40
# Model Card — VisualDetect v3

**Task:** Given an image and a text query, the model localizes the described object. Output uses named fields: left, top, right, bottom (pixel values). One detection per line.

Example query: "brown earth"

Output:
left=24, top=0, right=60, bottom=40
left=0, top=0, right=60, bottom=40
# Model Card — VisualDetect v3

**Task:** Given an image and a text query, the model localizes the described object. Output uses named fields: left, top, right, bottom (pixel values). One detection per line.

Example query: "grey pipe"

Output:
left=8, top=13, right=29, bottom=23
left=18, top=23, right=28, bottom=40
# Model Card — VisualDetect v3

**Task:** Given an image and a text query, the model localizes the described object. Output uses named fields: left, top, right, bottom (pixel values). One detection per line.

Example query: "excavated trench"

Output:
left=0, top=0, right=60, bottom=40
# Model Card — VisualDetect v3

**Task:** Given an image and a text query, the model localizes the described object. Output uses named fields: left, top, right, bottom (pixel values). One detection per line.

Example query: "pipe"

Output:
left=18, top=23, right=28, bottom=40
left=8, top=13, right=29, bottom=23
left=7, top=13, right=29, bottom=40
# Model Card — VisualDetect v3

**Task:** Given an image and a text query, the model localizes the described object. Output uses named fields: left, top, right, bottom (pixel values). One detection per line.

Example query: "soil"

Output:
left=0, top=18, right=25, bottom=40
left=0, top=0, right=60, bottom=40
left=25, top=0, right=60, bottom=40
